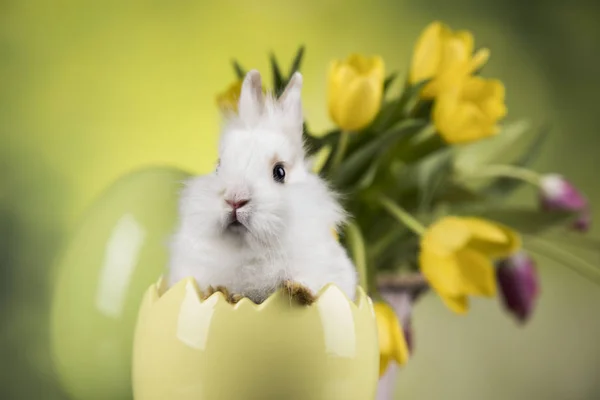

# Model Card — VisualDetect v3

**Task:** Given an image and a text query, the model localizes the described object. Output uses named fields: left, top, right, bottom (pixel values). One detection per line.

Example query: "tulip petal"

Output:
left=438, top=38, right=471, bottom=73
left=379, top=354, right=391, bottom=377
left=440, top=293, right=469, bottom=314
left=455, top=30, right=475, bottom=57
left=470, top=48, right=490, bottom=72
left=420, top=250, right=465, bottom=297
left=434, top=73, right=507, bottom=144
left=462, top=77, right=506, bottom=119
left=455, top=248, right=497, bottom=296
left=328, top=61, right=357, bottom=123
left=438, top=101, right=487, bottom=143
left=374, top=302, right=409, bottom=375
left=379, top=304, right=410, bottom=366
left=462, top=218, right=522, bottom=258
left=347, top=54, right=386, bottom=81
left=410, top=21, right=445, bottom=84
left=374, top=302, right=393, bottom=354
left=335, top=76, right=383, bottom=131
left=432, top=86, right=461, bottom=131
left=462, top=217, right=510, bottom=243
left=463, top=77, right=504, bottom=101
left=391, top=321, right=410, bottom=366
left=421, top=216, right=472, bottom=255
left=418, top=216, right=523, bottom=315
left=328, top=54, right=384, bottom=131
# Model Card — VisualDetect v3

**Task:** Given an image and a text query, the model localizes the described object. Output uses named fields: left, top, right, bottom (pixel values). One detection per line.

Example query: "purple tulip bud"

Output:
left=539, top=174, right=591, bottom=232
left=496, top=252, right=539, bottom=323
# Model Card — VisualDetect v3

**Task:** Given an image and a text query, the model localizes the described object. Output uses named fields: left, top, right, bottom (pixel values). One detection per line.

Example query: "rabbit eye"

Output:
left=215, top=159, right=221, bottom=173
left=272, top=163, right=286, bottom=183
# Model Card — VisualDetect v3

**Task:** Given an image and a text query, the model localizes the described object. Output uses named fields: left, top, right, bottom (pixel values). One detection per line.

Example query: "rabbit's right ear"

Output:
left=277, top=72, right=303, bottom=128
left=238, top=70, right=264, bottom=125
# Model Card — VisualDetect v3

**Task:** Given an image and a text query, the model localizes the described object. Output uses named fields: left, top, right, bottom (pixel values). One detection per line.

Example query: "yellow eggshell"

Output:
left=133, top=278, right=380, bottom=400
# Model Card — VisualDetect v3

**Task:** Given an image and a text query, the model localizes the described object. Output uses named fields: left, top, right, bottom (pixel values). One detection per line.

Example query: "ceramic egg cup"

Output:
left=132, top=277, right=379, bottom=400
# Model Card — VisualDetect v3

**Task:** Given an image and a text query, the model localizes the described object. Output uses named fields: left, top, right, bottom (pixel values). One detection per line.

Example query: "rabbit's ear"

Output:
left=278, top=72, right=303, bottom=127
left=238, top=70, right=264, bottom=124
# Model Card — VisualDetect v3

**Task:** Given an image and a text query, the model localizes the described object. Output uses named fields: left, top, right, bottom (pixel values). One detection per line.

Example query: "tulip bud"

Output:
left=327, top=54, right=385, bottom=131
left=539, top=174, right=591, bottom=232
left=496, top=252, right=539, bottom=323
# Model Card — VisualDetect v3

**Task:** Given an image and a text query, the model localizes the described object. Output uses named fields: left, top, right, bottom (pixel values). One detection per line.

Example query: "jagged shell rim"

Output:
left=144, top=276, right=371, bottom=312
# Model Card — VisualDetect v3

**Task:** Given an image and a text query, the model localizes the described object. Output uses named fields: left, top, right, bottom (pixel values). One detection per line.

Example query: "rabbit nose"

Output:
left=225, top=199, right=249, bottom=210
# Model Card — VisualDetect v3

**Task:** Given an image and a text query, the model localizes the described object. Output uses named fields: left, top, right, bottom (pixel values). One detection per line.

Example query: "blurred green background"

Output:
left=1, top=0, right=599, bottom=399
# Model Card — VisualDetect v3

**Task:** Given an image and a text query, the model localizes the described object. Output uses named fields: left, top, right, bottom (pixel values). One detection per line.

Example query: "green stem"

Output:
left=345, top=221, right=369, bottom=291
left=371, top=229, right=404, bottom=259
left=524, top=234, right=600, bottom=285
left=457, top=164, right=542, bottom=186
left=409, top=122, right=437, bottom=146
left=408, top=98, right=427, bottom=119
left=330, top=130, right=350, bottom=173
left=378, top=195, right=426, bottom=236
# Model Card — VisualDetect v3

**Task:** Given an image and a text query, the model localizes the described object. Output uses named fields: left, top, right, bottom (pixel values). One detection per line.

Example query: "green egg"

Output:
left=50, top=166, right=191, bottom=400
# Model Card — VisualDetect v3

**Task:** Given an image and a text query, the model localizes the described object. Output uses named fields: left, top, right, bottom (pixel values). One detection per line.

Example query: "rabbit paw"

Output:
left=202, top=285, right=228, bottom=299
left=202, top=286, right=247, bottom=304
left=228, top=293, right=244, bottom=304
left=282, top=280, right=316, bottom=305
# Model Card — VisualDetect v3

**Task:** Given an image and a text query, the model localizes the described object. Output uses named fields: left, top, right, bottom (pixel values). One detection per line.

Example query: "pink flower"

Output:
left=539, top=174, right=590, bottom=232
left=496, top=252, right=539, bottom=323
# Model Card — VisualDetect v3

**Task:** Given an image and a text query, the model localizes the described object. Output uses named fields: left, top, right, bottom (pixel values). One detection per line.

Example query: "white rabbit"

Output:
left=167, top=70, right=357, bottom=304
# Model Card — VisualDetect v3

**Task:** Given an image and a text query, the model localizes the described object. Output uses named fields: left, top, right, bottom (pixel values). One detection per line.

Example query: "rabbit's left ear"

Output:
left=239, top=70, right=265, bottom=125
left=278, top=72, right=303, bottom=127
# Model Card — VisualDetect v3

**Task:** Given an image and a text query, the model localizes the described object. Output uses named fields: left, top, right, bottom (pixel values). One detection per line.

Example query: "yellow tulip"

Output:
left=433, top=76, right=507, bottom=144
left=410, top=21, right=490, bottom=99
left=419, top=216, right=520, bottom=314
left=373, top=302, right=409, bottom=376
left=328, top=54, right=385, bottom=131
left=216, top=79, right=243, bottom=113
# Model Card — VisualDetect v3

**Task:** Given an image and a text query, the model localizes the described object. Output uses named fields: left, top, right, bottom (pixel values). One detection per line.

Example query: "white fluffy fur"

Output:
left=167, top=70, right=357, bottom=302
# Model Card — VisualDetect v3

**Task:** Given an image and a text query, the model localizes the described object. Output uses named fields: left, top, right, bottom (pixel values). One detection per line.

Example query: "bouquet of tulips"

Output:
left=216, top=20, right=595, bottom=394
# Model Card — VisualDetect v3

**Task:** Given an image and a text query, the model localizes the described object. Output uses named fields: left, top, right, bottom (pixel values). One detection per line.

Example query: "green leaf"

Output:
left=543, top=231, right=600, bottom=253
left=344, top=221, right=369, bottom=291
left=270, top=52, right=285, bottom=96
left=355, top=156, right=384, bottom=190
left=383, top=72, right=398, bottom=95
left=513, top=122, right=552, bottom=167
left=375, top=236, right=419, bottom=273
left=287, top=45, right=305, bottom=78
left=303, top=128, right=338, bottom=156
left=232, top=59, right=246, bottom=79
left=396, top=125, right=445, bottom=163
left=524, top=236, right=600, bottom=287
left=332, top=119, right=429, bottom=188
left=314, top=130, right=342, bottom=177
left=370, top=79, right=430, bottom=133
left=457, top=207, right=577, bottom=234
left=435, top=184, right=487, bottom=204
left=482, top=124, right=551, bottom=197
left=453, top=119, right=533, bottom=174
left=387, top=148, right=453, bottom=213
left=414, top=149, right=454, bottom=210
left=309, top=145, right=332, bottom=175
